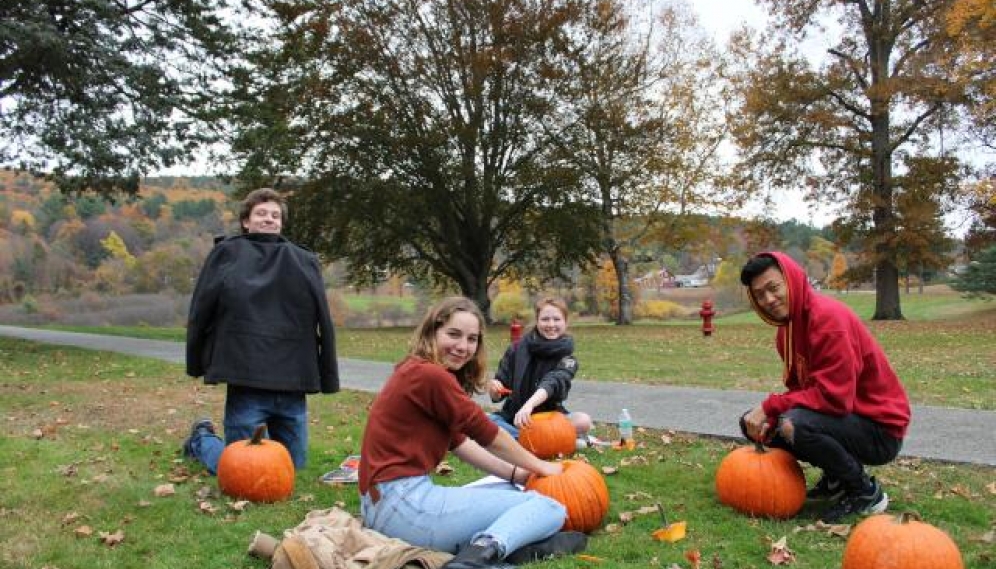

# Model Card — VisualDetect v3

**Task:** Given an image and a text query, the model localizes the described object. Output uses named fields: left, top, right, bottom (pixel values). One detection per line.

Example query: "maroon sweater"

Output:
left=359, top=357, right=500, bottom=496
left=752, top=252, right=911, bottom=439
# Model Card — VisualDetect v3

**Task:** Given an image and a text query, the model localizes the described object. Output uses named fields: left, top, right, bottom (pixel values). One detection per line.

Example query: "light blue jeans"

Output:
left=360, top=475, right=566, bottom=555
left=189, top=385, right=308, bottom=474
left=488, top=412, right=520, bottom=439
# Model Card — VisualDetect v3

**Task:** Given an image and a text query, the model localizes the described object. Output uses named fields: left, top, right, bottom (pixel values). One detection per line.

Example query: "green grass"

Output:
left=0, top=338, right=993, bottom=568
left=34, top=289, right=996, bottom=410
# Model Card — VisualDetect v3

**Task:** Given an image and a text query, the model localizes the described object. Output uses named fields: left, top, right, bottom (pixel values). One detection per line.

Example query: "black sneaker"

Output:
left=818, top=477, right=889, bottom=523
left=182, top=418, right=216, bottom=458
left=506, top=531, right=588, bottom=564
left=806, top=473, right=845, bottom=501
left=442, top=539, right=514, bottom=569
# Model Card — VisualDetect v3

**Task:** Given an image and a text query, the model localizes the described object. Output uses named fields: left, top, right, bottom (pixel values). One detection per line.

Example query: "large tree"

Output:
left=546, top=1, right=735, bottom=324
left=729, top=0, right=968, bottom=319
left=228, top=0, right=602, bottom=319
left=0, top=0, right=234, bottom=195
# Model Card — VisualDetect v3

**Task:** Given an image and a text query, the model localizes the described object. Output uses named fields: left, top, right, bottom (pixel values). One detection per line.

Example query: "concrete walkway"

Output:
left=2, top=325, right=994, bottom=467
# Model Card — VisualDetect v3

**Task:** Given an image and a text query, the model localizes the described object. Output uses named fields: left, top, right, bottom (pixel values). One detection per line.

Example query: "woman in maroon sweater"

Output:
left=359, top=296, right=584, bottom=569
left=739, top=252, right=911, bottom=524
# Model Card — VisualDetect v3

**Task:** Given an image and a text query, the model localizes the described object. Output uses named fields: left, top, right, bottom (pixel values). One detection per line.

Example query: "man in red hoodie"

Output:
left=739, top=252, right=911, bottom=523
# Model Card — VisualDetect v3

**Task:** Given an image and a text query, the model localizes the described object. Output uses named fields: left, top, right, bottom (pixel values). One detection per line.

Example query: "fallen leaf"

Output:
left=576, top=554, right=604, bottom=563
left=985, top=481, right=995, bottom=495
left=652, top=521, right=687, bottom=543
left=603, top=523, right=622, bottom=534
left=766, top=536, right=795, bottom=565
left=972, top=529, right=994, bottom=544
left=685, top=549, right=702, bottom=569
left=949, top=484, right=973, bottom=498
left=198, top=501, right=218, bottom=514
left=601, top=466, right=618, bottom=475
left=229, top=500, right=250, bottom=511
left=74, top=525, right=93, bottom=538
left=154, top=483, right=176, bottom=497
left=99, top=529, right=125, bottom=547
left=62, top=512, right=81, bottom=525
left=435, top=462, right=454, bottom=475
left=619, top=511, right=634, bottom=523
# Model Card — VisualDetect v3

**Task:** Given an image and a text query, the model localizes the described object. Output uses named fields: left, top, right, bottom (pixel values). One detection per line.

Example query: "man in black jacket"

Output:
left=182, top=188, right=339, bottom=473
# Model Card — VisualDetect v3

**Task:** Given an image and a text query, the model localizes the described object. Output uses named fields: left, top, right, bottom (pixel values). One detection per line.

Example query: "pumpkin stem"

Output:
left=752, top=441, right=767, bottom=453
left=249, top=424, right=268, bottom=445
left=898, top=511, right=923, bottom=524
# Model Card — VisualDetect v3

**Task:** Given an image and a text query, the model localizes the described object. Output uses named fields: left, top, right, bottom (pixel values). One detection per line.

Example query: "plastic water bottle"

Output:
left=618, top=408, right=634, bottom=445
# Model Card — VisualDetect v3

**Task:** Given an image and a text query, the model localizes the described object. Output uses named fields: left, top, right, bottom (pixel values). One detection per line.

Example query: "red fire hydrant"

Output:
left=509, top=317, right=523, bottom=344
left=699, top=299, right=716, bottom=337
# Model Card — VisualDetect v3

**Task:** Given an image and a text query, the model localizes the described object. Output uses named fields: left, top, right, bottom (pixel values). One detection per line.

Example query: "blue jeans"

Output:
left=360, top=475, right=566, bottom=555
left=743, top=407, right=902, bottom=494
left=190, top=385, right=309, bottom=474
left=488, top=412, right=519, bottom=439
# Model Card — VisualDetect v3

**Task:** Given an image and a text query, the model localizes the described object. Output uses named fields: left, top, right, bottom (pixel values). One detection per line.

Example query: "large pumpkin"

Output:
left=714, top=443, right=805, bottom=519
left=842, top=512, right=964, bottom=569
left=519, top=412, right=576, bottom=459
left=525, top=459, right=609, bottom=533
left=217, top=424, right=295, bottom=502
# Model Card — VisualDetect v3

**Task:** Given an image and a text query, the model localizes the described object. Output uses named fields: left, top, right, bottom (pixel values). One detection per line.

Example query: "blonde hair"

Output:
left=409, top=296, right=488, bottom=394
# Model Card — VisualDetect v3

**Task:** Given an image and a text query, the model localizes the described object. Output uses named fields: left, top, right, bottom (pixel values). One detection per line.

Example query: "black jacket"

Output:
left=186, top=233, right=339, bottom=394
left=494, top=330, right=578, bottom=422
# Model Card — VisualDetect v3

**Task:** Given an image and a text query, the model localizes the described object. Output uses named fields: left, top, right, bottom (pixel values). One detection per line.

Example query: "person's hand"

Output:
left=742, top=405, right=770, bottom=443
left=535, top=460, right=563, bottom=478
left=489, top=380, right=511, bottom=402
left=514, top=405, right=535, bottom=428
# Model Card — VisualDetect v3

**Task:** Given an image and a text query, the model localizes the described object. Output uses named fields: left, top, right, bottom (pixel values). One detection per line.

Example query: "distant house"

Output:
left=674, top=266, right=709, bottom=288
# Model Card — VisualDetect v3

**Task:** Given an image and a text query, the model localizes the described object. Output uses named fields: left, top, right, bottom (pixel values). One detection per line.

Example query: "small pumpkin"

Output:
left=842, top=511, right=964, bottom=569
left=525, top=459, right=610, bottom=533
left=519, top=411, right=577, bottom=459
left=714, top=442, right=805, bottom=519
left=217, top=424, right=295, bottom=502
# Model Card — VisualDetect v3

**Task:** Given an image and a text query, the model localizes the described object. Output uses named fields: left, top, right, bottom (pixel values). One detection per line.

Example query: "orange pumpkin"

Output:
left=843, top=512, right=964, bottom=569
left=525, top=459, right=609, bottom=533
left=519, top=411, right=576, bottom=459
left=217, top=424, right=295, bottom=502
left=714, top=443, right=805, bottom=519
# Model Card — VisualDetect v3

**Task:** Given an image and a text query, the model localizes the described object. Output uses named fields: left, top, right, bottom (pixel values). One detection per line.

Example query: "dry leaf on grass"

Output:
left=99, top=529, right=125, bottom=547
left=435, top=462, right=454, bottom=475
left=685, top=549, right=702, bottom=569
left=651, top=521, right=686, bottom=543
left=74, top=525, right=93, bottom=538
left=153, top=483, right=175, bottom=497
left=767, top=536, right=795, bottom=565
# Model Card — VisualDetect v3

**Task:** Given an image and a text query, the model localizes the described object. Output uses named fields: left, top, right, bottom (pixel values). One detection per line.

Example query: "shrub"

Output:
left=634, top=299, right=688, bottom=321
left=491, top=291, right=530, bottom=323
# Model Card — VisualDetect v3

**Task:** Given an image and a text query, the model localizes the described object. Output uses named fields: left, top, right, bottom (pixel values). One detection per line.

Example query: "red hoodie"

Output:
left=749, top=252, right=911, bottom=439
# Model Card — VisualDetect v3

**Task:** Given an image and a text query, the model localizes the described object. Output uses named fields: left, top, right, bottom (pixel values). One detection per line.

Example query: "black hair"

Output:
left=740, top=255, right=780, bottom=286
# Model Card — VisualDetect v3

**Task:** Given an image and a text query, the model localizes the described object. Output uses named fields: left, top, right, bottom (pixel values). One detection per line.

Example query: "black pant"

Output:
left=741, top=407, right=902, bottom=494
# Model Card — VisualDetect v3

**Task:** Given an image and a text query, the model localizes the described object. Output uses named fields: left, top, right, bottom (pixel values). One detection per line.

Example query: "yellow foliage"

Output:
left=828, top=252, right=848, bottom=291
left=634, top=300, right=688, bottom=320
left=492, top=291, right=530, bottom=323
left=101, top=230, right=136, bottom=269
left=11, top=209, right=35, bottom=230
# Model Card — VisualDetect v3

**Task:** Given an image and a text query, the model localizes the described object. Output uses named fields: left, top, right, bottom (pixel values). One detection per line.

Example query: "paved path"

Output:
left=2, top=325, right=994, bottom=467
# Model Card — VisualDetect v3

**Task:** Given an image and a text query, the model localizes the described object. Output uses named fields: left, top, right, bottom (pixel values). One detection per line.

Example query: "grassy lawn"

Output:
left=1, top=338, right=993, bottom=568
left=34, top=289, right=996, bottom=410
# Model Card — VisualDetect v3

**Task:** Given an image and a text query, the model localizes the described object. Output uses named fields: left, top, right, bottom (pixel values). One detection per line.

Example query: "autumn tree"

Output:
left=226, top=0, right=602, bottom=319
left=0, top=0, right=234, bottom=196
left=730, top=0, right=970, bottom=319
left=946, top=0, right=996, bottom=150
left=546, top=1, right=735, bottom=324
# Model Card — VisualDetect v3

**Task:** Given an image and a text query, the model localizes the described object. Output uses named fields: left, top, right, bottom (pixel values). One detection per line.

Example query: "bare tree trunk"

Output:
left=611, top=251, right=632, bottom=325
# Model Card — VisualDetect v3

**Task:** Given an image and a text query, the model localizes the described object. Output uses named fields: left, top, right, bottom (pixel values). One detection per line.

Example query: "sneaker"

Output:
left=818, top=477, right=889, bottom=523
left=505, top=531, right=588, bottom=564
left=182, top=418, right=216, bottom=458
left=806, top=473, right=845, bottom=501
left=442, top=538, right=514, bottom=569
